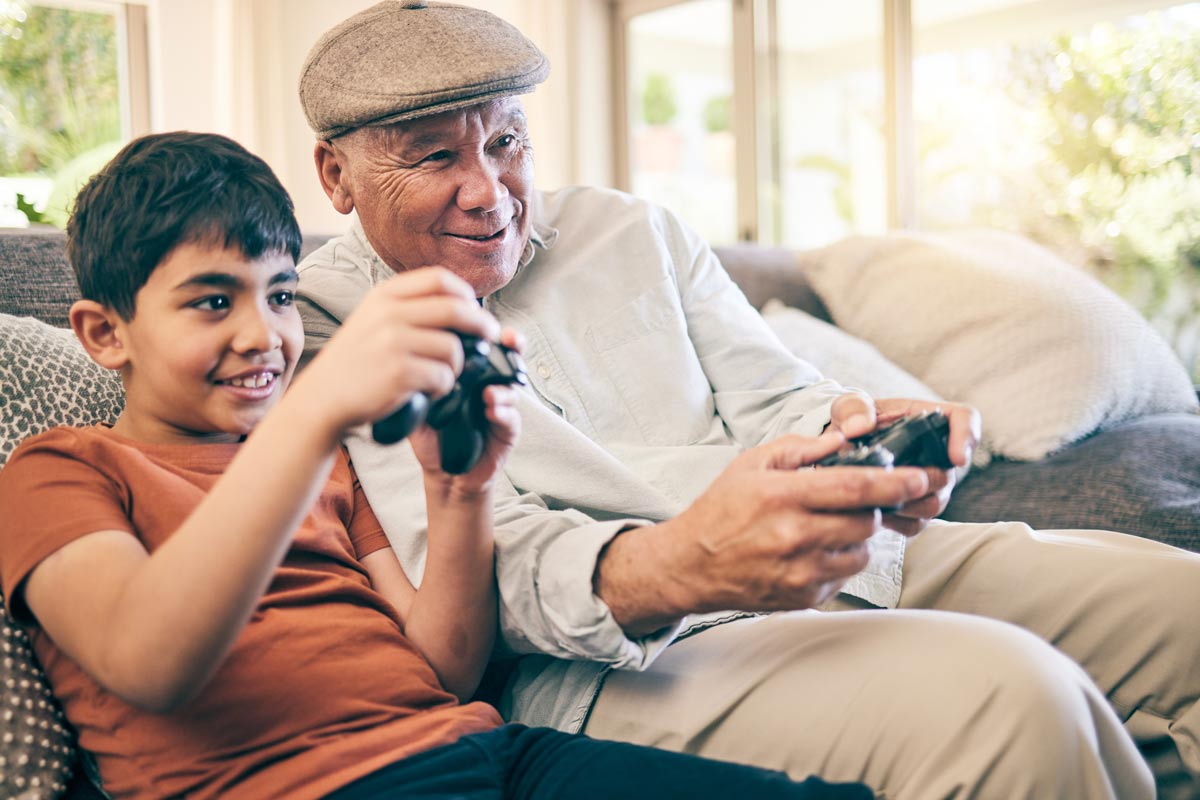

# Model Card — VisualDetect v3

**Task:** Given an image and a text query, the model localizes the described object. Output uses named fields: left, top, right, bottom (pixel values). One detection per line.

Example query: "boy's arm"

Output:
left=361, top=359, right=521, bottom=702
left=22, top=269, right=498, bottom=713
left=23, top=403, right=342, bottom=712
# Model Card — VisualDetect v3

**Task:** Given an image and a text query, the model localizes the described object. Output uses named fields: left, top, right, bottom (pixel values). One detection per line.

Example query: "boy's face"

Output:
left=111, top=242, right=302, bottom=445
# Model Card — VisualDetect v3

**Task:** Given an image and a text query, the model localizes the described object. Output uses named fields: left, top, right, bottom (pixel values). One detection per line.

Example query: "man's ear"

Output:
left=314, top=140, right=355, bottom=215
left=69, top=300, right=129, bottom=371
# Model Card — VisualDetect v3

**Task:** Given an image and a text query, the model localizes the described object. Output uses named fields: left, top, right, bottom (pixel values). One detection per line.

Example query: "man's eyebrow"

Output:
left=400, top=131, right=448, bottom=154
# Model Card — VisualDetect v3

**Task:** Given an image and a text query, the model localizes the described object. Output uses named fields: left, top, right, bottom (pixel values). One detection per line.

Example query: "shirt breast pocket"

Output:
left=585, top=278, right=716, bottom=446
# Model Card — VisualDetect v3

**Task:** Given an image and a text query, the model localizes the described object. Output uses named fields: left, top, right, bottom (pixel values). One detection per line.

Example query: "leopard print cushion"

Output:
left=0, top=313, right=125, bottom=799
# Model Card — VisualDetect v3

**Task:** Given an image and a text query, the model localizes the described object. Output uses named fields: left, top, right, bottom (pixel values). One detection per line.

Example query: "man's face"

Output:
left=329, top=97, right=534, bottom=297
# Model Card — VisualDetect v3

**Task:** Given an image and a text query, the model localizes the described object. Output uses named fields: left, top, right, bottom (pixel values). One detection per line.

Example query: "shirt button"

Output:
left=537, top=362, right=552, bottom=380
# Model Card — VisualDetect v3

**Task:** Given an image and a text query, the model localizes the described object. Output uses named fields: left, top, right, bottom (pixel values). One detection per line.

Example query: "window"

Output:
left=616, top=0, right=1200, bottom=377
left=622, top=0, right=738, bottom=244
left=0, top=0, right=148, bottom=228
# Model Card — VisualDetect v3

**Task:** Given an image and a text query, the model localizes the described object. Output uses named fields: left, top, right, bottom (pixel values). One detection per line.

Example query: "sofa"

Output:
left=1, top=227, right=1198, bottom=798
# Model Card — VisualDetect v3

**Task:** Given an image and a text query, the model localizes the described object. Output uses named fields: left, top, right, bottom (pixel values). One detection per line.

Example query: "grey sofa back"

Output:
left=0, top=229, right=833, bottom=325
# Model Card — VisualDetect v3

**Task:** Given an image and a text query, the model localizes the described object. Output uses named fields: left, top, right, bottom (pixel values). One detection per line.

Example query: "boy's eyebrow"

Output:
left=173, top=268, right=298, bottom=291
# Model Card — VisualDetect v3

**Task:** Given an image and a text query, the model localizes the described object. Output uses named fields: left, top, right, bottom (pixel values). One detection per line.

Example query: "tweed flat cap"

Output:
left=299, top=0, right=549, bottom=140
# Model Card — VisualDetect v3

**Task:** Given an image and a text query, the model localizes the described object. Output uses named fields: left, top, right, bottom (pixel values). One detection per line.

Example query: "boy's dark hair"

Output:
left=67, top=132, right=303, bottom=320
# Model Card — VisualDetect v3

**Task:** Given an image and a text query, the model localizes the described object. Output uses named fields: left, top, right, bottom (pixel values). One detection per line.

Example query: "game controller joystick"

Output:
left=816, top=410, right=953, bottom=469
left=371, top=334, right=528, bottom=474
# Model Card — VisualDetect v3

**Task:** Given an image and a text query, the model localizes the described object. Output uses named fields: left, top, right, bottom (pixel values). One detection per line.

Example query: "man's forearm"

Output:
left=592, top=520, right=693, bottom=637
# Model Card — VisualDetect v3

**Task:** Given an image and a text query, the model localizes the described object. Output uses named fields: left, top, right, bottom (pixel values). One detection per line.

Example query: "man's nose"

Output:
left=232, top=307, right=283, bottom=353
left=456, top=157, right=508, bottom=213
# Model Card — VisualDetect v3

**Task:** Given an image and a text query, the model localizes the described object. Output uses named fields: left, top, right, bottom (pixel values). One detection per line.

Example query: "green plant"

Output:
left=703, top=94, right=731, bottom=134
left=641, top=72, right=678, bottom=127
left=0, top=3, right=121, bottom=176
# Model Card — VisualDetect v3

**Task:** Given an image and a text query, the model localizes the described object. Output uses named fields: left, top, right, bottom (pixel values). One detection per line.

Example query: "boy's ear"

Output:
left=69, top=300, right=129, bottom=370
left=314, top=141, right=355, bottom=216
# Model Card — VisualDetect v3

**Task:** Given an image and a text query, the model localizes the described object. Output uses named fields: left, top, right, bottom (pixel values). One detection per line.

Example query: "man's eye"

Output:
left=193, top=296, right=230, bottom=311
left=421, top=150, right=452, bottom=163
left=494, top=134, right=516, bottom=149
left=271, top=290, right=295, bottom=307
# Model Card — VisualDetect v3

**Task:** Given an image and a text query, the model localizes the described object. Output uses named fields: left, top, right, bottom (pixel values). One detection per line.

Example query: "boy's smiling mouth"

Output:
left=215, top=370, right=280, bottom=390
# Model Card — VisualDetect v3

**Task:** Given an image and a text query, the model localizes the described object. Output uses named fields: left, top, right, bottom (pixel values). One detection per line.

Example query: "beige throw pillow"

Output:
left=800, top=229, right=1199, bottom=461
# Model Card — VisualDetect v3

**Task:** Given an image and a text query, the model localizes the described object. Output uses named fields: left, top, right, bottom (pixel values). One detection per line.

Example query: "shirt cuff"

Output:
left=523, top=517, right=685, bottom=670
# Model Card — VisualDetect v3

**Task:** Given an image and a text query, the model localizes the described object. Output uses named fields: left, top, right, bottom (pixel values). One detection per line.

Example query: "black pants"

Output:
left=326, top=724, right=872, bottom=799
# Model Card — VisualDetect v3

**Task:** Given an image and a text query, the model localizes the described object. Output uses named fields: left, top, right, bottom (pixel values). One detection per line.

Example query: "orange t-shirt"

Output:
left=0, top=425, right=501, bottom=800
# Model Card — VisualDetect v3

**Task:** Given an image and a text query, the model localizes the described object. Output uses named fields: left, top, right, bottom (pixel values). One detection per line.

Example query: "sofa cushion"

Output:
left=761, top=299, right=943, bottom=405
left=0, top=313, right=126, bottom=799
left=801, top=229, right=1200, bottom=461
left=944, top=413, right=1200, bottom=552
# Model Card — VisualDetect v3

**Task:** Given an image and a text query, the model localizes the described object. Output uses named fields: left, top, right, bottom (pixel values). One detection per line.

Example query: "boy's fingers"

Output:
left=379, top=265, right=477, bottom=301
left=498, top=327, right=526, bottom=353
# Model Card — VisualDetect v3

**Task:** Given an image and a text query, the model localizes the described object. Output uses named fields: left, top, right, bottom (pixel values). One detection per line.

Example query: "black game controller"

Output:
left=372, top=334, right=527, bottom=474
left=816, top=410, right=953, bottom=469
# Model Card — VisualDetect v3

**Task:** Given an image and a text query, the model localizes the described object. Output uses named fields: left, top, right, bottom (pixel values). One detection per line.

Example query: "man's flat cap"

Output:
left=299, top=0, right=549, bottom=140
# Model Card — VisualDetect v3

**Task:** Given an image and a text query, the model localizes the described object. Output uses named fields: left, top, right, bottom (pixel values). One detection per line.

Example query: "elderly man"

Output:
left=295, top=3, right=1200, bottom=798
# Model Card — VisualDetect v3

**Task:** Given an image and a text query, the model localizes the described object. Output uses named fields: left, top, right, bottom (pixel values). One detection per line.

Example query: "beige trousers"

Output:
left=583, top=521, right=1200, bottom=799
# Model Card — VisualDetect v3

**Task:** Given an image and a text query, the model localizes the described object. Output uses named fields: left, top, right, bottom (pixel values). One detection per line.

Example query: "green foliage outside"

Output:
left=1005, top=17, right=1200, bottom=296
left=0, top=1, right=122, bottom=224
left=642, top=73, right=678, bottom=126
left=999, top=12, right=1200, bottom=378
left=703, top=94, right=731, bottom=133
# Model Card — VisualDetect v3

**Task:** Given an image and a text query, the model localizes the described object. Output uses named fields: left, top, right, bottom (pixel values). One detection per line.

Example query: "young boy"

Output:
left=0, top=133, right=871, bottom=799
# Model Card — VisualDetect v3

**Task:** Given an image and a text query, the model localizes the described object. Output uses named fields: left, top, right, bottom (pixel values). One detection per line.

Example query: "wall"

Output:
left=147, top=0, right=614, bottom=234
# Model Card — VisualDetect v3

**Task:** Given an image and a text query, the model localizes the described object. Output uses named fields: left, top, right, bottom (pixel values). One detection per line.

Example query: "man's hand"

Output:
left=829, top=394, right=981, bottom=536
left=594, top=433, right=931, bottom=634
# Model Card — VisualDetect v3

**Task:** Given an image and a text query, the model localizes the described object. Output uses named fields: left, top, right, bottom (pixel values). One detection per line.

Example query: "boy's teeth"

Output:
left=228, top=374, right=271, bottom=388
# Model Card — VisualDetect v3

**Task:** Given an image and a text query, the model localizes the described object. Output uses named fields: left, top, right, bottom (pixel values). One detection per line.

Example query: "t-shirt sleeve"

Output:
left=343, top=451, right=389, bottom=561
left=0, top=428, right=133, bottom=617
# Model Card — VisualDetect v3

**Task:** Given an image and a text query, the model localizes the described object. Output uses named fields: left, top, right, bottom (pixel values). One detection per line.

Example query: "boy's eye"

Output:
left=271, top=290, right=295, bottom=307
left=193, top=295, right=230, bottom=311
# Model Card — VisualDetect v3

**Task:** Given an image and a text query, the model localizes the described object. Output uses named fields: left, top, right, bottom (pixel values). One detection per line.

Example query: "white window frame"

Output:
left=22, top=0, right=151, bottom=139
left=613, top=0, right=1185, bottom=243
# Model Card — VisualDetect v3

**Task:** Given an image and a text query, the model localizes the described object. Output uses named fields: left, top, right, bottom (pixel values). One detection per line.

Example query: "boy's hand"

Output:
left=291, top=268, right=500, bottom=442
left=410, top=328, right=524, bottom=496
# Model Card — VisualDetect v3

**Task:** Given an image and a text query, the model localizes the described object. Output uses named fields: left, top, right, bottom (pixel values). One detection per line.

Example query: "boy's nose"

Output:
left=232, top=310, right=283, bottom=353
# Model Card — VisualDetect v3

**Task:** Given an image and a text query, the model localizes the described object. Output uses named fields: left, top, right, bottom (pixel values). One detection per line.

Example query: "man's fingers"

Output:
left=763, top=466, right=930, bottom=512
left=881, top=513, right=925, bottom=537
left=947, top=405, right=982, bottom=467
left=830, top=393, right=876, bottom=438
left=746, top=432, right=845, bottom=469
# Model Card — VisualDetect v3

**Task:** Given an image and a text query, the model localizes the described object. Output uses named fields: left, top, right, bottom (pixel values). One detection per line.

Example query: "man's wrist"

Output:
left=594, top=520, right=693, bottom=637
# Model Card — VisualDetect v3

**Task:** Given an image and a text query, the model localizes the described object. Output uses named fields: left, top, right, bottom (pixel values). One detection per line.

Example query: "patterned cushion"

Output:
left=0, top=313, right=125, bottom=799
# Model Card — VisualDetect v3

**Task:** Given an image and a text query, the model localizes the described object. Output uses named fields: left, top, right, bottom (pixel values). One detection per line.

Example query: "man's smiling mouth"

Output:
left=448, top=225, right=508, bottom=242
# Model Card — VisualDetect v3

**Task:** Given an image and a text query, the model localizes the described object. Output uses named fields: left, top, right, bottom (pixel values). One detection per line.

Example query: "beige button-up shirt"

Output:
left=297, top=186, right=905, bottom=732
